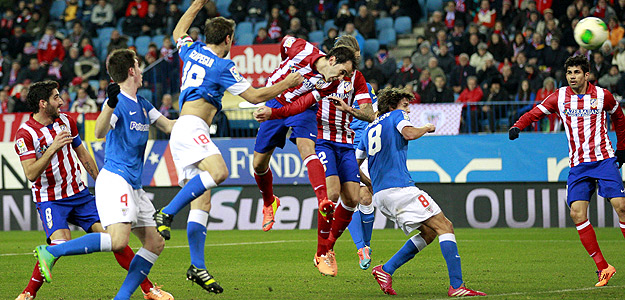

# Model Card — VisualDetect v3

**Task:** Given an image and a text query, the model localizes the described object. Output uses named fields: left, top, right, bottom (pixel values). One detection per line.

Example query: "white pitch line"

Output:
left=426, top=285, right=625, bottom=300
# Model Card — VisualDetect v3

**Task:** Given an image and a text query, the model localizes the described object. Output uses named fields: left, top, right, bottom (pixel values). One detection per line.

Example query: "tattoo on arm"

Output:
left=350, top=103, right=375, bottom=122
left=83, top=161, right=98, bottom=180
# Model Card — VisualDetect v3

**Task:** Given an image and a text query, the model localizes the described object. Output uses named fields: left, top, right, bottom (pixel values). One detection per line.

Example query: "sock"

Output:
left=382, top=234, right=427, bottom=275
left=47, top=233, right=112, bottom=257
left=317, top=211, right=332, bottom=256
left=620, top=221, right=625, bottom=240
left=114, top=248, right=158, bottom=300
left=439, top=233, right=463, bottom=289
left=162, top=172, right=216, bottom=215
left=114, top=245, right=154, bottom=294
left=304, top=155, right=328, bottom=202
left=360, top=204, right=375, bottom=247
left=23, top=240, right=64, bottom=296
left=347, top=208, right=365, bottom=249
left=576, top=220, right=609, bottom=270
left=187, top=209, right=209, bottom=269
left=327, top=201, right=356, bottom=249
left=254, top=168, right=275, bottom=207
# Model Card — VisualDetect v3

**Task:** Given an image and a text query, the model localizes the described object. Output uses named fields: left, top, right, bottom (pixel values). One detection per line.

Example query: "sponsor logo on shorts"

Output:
left=121, top=207, right=129, bottom=216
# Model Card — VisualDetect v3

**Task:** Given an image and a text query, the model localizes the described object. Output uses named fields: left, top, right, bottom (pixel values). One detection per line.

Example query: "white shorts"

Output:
left=359, top=158, right=370, bottom=187
left=95, top=169, right=157, bottom=228
left=170, top=115, right=222, bottom=186
left=373, top=186, right=442, bottom=235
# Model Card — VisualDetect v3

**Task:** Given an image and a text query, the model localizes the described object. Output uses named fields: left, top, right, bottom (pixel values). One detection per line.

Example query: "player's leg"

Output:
left=297, top=137, right=333, bottom=215
left=610, top=197, right=625, bottom=237
left=327, top=146, right=361, bottom=250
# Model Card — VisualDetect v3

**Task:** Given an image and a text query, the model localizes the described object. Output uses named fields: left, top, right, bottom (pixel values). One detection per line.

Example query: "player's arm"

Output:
left=401, top=123, right=436, bottom=140
left=604, top=90, right=625, bottom=167
left=355, top=141, right=373, bottom=194
left=253, top=91, right=318, bottom=122
left=172, top=0, right=208, bottom=42
left=153, top=115, right=176, bottom=134
left=335, top=74, right=375, bottom=121
left=238, top=72, right=303, bottom=104
left=94, top=83, right=120, bottom=139
left=74, top=143, right=99, bottom=180
left=333, top=98, right=375, bottom=122
left=20, top=131, right=73, bottom=182
left=509, top=92, right=558, bottom=140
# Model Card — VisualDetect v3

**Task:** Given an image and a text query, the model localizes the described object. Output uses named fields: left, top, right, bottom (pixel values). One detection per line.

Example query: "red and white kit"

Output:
left=513, top=83, right=625, bottom=167
left=14, top=113, right=85, bottom=202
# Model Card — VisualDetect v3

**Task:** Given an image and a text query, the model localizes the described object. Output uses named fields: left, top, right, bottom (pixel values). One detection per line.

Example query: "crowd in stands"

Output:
left=1, top=0, right=625, bottom=134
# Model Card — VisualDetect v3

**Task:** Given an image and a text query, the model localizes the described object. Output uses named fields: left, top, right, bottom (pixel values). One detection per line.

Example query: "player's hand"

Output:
left=616, top=149, right=625, bottom=168
left=106, top=83, right=121, bottom=108
left=284, top=72, right=303, bottom=88
left=329, top=96, right=349, bottom=111
left=51, top=131, right=73, bottom=152
left=509, top=127, right=520, bottom=140
left=253, top=106, right=272, bottom=122
left=422, top=123, right=436, bottom=133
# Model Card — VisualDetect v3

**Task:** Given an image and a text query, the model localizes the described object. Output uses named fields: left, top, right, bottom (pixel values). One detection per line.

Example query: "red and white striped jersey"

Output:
left=14, top=113, right=85, bottom=202
left=266, top=36, right=331, bottom=106
left=513, top=83, right=625, bottom=167
left=315, top=70, right=372, bottom=143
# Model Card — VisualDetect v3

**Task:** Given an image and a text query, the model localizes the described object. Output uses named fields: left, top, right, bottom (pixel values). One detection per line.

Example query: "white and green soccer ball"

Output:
left=574, top=17, right=609, bottom=50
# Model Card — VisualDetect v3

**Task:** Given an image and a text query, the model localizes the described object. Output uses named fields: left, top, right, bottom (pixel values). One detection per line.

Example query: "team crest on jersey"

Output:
left=402, top=111, right=410, bottom=120
left=340, top=81, right=353, bottom=93
left=316, top=79, right=330, bottom=89
left=590, top=98, right=598, bottom=109
left=16, top=138, right=28, bottom=154
left=284, top=36, right=296, bottom=48
left=230, top=66, right=243, bottom=82
left=59, top=124, right=68, bottom=132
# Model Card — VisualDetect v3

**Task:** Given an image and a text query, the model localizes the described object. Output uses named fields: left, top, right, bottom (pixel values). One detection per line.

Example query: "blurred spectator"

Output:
left=69, top=22, right=90, bottom=48
left=355, top=5, right=376, bottom=39
left=450, top=21, right=466, bottom=56
left=615, top=0, right=625, bottom=22
left=123, top=6, right=144, bottom=38
left=488, top=33, right=508, bottom=64
left=536, top=77, right=555, bottom=101
left=499, top=0, right=517, bottom=32
left=80, top=0, right=95, bottom=32
left=591, top=0, right=615, bottom=22
left=524, top=64, right=544, bottom=92
left=599, top=65, right=621, bottom=91
left=159, top=94, right=178, bottom=119
left=613, top=40, right=625, bottom=71
left=61, top=0, right=79, bottom=29
left=143, top=3, right=165, bottom=36
left=374, top=46, right=397, bottom=85
left=389, top=57, right=419, bottom=88
left=425, top=11, right=445, bottom=42
left=536, top=9, right=557, bottom=36
left=423, top=75, right=454, bottom=103
left=470, top=43, right=494, bottom=72
left=474, top=0, right=496, bottom=30
left=189, top=27, right=201, bottom=41
left=0, top=9, right=16, bottom=41
left=15, top=3, right=31, bottom=28
left=11, top=86, right=29, bottom=112
left=463, top=33, right=480, bottom=57
left=426, top=57, right=445, bottom=82
left=514, top=0, right=539, bottom=30
left=480, top=79, right=510, bottom=132
left=287, top=5, right=310, bottom=31
left=432, top=30, right=454, bottom=56
left=75, top=44, right=100, bottom=81
left=543, top=20, right=562, bottom=47
left=335, top=3, right=354, bottom=31
left=526, top=33, right=545, bottom=65
left=107, top=30, right=129, bottom=54
left=38, top=25, right=65, bottom=65
left=267, top=6, right=288, bottom=41
left=247, top=0, right=267, bottom=23
left=361, top=57, right=385, bottom=86
left=456, top=76, right=483, bottom=132
left=436, top=44, right=455, bottom=75
left=444, top=1, right=461, bottom=29
left=411, top=41, right=434, bottom=71
left=229, top=0, right=247, bottom=23
left=286, top=17, right=309, bottom=40
left=501, top=65, right=519, bottom=96
left=341, top=23, right=365, bottom=48
left=18, top=58, right=45, bottom=84
left=0, top=90, right=9, bottom=113
left=591, top=52, right=610, bottom=79
left=160, top=36, right=175, bottom=62
left=25, top=10, right=46, bottom=39
left=91, top=0, right=115, bottom=29
left=415, top=69, right=433, bottom=96
left=542, top=38, right=567, bottom=72
left=126, top=0, right=149, bottom=18
left=70, top=88, right=98, bottom=113
left=61, top=46, right=80, bottom=86
left=3, top=62, right=21, bottom=88
left=450, top=53, right=476, bottom=94
left=516, top=79, right=536, bottom=103
left=95, top=79, right=108, bottom=108
left=7, top=25, right=28, bottom=60
left=45, top=58, right=63, bottom=81
left=477, top=57, right=501, bottom=87
left=166, top=2, right=182, bottom=35
left=559, top=5, right=577, bottom=32
left=254, top=27, right=275, bottom=44
left=322, top=28, right=339, bottom=53
left=609, top=17, right=624, bottom=47
left=0, top=53, right=9, bottom=88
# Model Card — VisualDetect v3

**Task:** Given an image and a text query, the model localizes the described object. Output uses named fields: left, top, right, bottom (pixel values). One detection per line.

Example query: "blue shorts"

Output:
left=567, top=157, right=625, bottom=206
left=254, top=99, right=318, bottom=153
left=36, top=189, right=100, bottom=243
left=316, top=139, right=360, bottom=183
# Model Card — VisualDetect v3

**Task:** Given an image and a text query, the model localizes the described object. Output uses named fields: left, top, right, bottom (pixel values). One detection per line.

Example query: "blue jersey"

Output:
left=103, top=91, right=162, bottom=189
left=177, top=35, right=251, bottom=113
left=351, top=83, right=378, bottom=149
left=356, top=110, right=414, bottom=193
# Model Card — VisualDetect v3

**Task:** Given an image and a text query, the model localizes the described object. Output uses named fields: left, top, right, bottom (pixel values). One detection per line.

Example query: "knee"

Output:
left=327, top=191, right=340, bottom=202
left=569, top=209, right=586, bottom=223
left=360, top=195, right=372, bottom=206
left=110, top=236, right=130, bottom=252
left=212, top=168, right=228, bottom=184
left=150, top=237, right=165, bottom=255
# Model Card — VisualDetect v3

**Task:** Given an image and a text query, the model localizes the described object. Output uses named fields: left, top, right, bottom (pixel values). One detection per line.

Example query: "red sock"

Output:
left=304, top=155, right=327, bottom=202
left=23, top=241, right=63, bottom=296
left=576, top=220, right=609, bottom=270
left=317, top=211, right=332, bottom=256
left=114, top=245, right=153, bottom=293
left=620, top=221, right=625, bottom=239
left=254, top=167, right=276, bottom=206
left=327, top=202, right=355, bottom=250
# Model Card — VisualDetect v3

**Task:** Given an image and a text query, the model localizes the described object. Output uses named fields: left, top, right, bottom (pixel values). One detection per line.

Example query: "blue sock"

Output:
left=47, top=233, right=111, bottom=257
left=162, top=172, right=215, bottom=215
left=382, top=239, right=418, bottom=275
left=114, top=248, right=157, bottom=300
left=347, top=210, right=365, bottom=249
left=187, top=210, right=208, bottom=269
left=439, top=233, right=463, bottom=289
left=361, top=211, right=375, bottom=247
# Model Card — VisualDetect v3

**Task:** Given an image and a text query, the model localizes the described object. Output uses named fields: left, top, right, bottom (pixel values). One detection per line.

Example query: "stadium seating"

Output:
left=394, top=16, right=412, bottom=35
left=309, top=31, right=324, bottom=45
left=364, top=39, right=380, bottom=58
left=50, top=0, right=66, bottom=20
left=324, top=20, right=337, bottom=35
left=88, top=80, right=99, bottom=92
left=427, top=0, right=444, bottom=14
left=97, top=27, right=115, bottom=40
left=236, top=33, right=255, bottom=46
left=216, top=0, right=232, bottom=17
left=116, top=17, right=125, bottom=33
left=375, top=17, right=393, bottom=35
left=378, top=28, right=396, bottom=46
left=137, top=88, right=153, bottom=102
left=235, top=21, right=254, bottom=38
left=418, top=0, right=428, bottom=23
left=126, top=36, right=135, bottom=47
left=151, top=35, right=166, bottom=49
left=134, top=36, right=152, bottom=57
left=254, top=22, right=266, bottom=35
left=180, top=0, right=192, bottom=11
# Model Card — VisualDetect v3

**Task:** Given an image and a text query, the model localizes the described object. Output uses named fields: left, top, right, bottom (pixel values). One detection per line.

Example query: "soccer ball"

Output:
left=574, top=17, right=609, bottom=50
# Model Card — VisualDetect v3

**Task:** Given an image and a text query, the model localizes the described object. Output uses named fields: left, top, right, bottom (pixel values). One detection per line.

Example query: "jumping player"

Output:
left=509, top=55, right=625, bottom=287
left=357, top=87, right=486, bottom=297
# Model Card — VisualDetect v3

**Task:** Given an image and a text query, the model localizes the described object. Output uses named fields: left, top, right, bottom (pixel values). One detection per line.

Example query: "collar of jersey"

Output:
left=120, top=90, right=138, bottom=103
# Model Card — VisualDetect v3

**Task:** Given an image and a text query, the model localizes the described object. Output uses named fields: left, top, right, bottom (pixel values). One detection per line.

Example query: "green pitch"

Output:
left=2, top=228, right=624, bottom=299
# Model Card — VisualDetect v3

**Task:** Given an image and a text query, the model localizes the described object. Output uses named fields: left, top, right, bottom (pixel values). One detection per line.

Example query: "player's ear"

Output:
left=328, top=55, right=336, bottom=65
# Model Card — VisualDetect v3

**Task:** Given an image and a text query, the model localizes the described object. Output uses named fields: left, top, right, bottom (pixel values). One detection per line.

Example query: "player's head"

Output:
left=334, top=35, right=361, bottom=62
left=564, top=55, right=590, bottom=91
left=324, top=45, right=358, bottom=81
left=107, top=49, right=142, bottom=87
left=26, top=80, right=61, bottom=118
left=204, top=17, right=236, bottom=57
left=377, top=87, right=414, bottom=115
